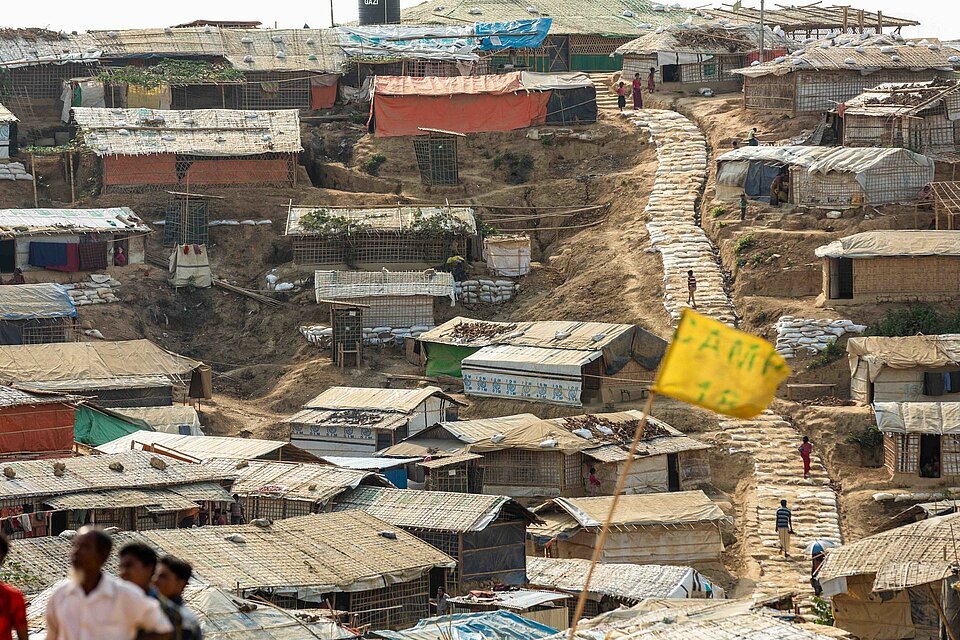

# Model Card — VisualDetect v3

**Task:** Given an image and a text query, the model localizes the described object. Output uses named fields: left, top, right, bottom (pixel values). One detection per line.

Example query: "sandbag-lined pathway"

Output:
left=625, top=109, right=738, bottom=327
left=716, top=412, right=842, bottom=611
left=613, top=101, right=841, bottom=613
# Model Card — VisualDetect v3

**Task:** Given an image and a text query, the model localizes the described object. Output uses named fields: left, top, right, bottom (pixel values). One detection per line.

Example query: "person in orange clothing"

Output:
left=1, top=532, right=31, bottom=640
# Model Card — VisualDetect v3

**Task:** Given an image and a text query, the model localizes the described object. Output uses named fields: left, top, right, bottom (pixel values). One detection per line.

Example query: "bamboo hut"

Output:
left=445, top=591, right=570, bottom=630
left=716, top=146, right=934, bottom=207
left=818, top=512, right=960, bottom=640
left=416, top=317, right=666, bottom=405
left=0, top=207, right=149, bottom=276
left=733, top=34, right=960, bottom=114
left=314, top=270, right=455, bottom=330
left=617, top=24, right=798, bottom=94
left=874, top=402, right=960, bottom=481
left=0, top=284, right=78, bottom=345
left=332, top=485, right=539, bottom=593
left=286, top=386, right=464, bottom=456
left=286, top=205, right=477, bottom=269
left=0, top=339, right=211, bottom=408
left=0, top=451, right=234, bottom=539
left=72, top=107, right=302, bottom=192
left=931, top=182, right=960, bottom=230
left=526, top=557, right=722, bottom=625
left=527, top=491, right=727, bottom=564
left=201, top=457, right=392, bottom=520
left=836, top=79, right=960, bottom=158
left=847, top=335, right=960, bottom=404
left=96, top=431, right=321, bottom=462
left=0, top=386, right=75, bottom=461
left=816, top=231, right=960, bottom=304
left=380, top=411, right=710, bottom=499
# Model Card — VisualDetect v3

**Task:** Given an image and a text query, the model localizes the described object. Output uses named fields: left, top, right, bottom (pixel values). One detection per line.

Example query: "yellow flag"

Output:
left=652, top=309, right=791, bottom=419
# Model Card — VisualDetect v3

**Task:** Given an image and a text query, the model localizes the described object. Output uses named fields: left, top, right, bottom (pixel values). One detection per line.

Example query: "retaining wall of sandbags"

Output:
left=455, top=278, right=517, bottom=305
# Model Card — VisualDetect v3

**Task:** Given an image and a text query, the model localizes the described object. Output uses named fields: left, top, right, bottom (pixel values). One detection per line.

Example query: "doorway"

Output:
left=667, top=453, right=681, bottom=491
left=662, top=64, right=681, bottom=82
left=830, top=258, right=854, bottom=299
left=920, top=434, right=941, bottom=478
left=0, top=239, right=15, bottom=273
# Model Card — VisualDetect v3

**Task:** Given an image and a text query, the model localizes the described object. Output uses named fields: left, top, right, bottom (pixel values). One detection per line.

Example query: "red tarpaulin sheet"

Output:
left=0, top=403, right=75, bottom=458
left=310, top=75, right=339, bottom=109
left=374, top=72, right=524, bottom=97
left=185, top=158, right=291, bottom=185
left=104, top=154, right=178, bottom=186
left=373, top=92, right=550, bottom=137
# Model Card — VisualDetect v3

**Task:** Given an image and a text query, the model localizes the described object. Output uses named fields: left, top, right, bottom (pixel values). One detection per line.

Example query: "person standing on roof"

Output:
left=798, top=436, right=813, bottom=479
left=647, top=67, right=656, bottom=93
left=632, top=73, right=643, bottom=109
left=0, top=532, right=28, bottom=640
left=686, top=270, right=697, bottom=309
left=775, top=499, right=794, bottom=557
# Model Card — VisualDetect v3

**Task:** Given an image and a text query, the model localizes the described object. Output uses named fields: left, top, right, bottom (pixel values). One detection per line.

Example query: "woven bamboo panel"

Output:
left=853, top=256, right=960, bottom=301
left=743, top=75, right=795, bottom=111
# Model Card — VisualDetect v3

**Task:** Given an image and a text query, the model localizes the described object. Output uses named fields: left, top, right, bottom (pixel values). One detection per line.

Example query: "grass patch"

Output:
left=807, top=339, right=845, bottom=370
left=865, top=304, right=960, bottom=337
left=361, top=153, right=387, bottom=176
left=734, top=233, right=756, bottom=255
left=710, top=205, right=728, bottom=218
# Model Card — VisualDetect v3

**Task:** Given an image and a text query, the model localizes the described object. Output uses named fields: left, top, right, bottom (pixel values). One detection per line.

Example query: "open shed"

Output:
left=315, top=270, right=455, bottom=330
left=874, top=401, right=960, bottom=481
left=286, top=205, right=477, bottom=268
left=0, top=207, right=149, bottom=276
left=73, top=107, right=301, bottom=191
left=816, top=231, right=960, bottom=304
left=287, top=385, right=464, bottom=456
left=847, top=334, right=960, bottom=404
left=0, top=283, right=78, bottom=344
left=716, top=146, right=934, bottom=207
left=527, top=491, right=727, bottom=564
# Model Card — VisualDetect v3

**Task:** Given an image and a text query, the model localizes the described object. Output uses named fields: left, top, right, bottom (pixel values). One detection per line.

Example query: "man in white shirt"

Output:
left=45, top=526, right=172, bottom=640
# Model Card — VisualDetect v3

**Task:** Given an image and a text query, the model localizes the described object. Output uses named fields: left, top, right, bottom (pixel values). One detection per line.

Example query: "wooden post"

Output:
left=30, top=153, right=38, bottom=207
left=68, top=151, right=75, bottom=204
left=842, top=6, right=848, bottom=33
left=926, top=582, right=959, bottom=640
left=877, top=11, right=883, bottom=33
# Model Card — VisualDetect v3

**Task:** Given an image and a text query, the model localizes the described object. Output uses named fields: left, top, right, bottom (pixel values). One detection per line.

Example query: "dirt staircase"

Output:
left=716, top=411, right=842, bottom=613
left=588, top=72, right=620, bottom=111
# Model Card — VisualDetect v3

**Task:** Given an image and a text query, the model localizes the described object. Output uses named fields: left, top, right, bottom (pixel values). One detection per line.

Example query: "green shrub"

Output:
left=845, top=425, right=883, bottom=450
left=492, top=151, right=534, bottom=184
left=812, top=596, right=834, bottom=626
left=807, top=339, right=846, bottom=370
left=349, top=111, right=369, bottom=125
left=734, top=233, right=756, bottom=255
left=361, top=153, right=387, bottom=176
left=711, top=205, right=728, bottom=218
left=865, top=305, right=960, bottom=337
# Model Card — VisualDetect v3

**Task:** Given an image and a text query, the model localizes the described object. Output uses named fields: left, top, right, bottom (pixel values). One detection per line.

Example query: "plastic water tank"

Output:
left=358, top=0, right=401, bottom=25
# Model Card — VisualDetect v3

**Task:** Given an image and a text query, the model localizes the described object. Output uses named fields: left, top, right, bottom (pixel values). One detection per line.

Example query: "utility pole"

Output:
left=758, top=0, right=765, bottom=63
left=330, top=0, right=336, bottom=27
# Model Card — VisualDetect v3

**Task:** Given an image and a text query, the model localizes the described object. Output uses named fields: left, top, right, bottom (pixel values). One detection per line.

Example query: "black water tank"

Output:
left=358, top=0, right=400, bottom=25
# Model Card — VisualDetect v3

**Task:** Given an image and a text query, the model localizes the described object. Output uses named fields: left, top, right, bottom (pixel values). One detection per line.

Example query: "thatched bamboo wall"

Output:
left=850, top=256, right=960, bottom=302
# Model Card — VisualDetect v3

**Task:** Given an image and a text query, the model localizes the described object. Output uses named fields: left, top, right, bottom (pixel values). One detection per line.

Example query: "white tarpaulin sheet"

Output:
left=874, top=402, right=960, bottom=434
left=169, top=245, right=212, bottom=288
left=483, top=236, right=530, bottom=277
left=815, top=230, right=960, bottom=259
left=520, top=71, right=594, bottom=90
left=717, top=145, right=934, bottom=176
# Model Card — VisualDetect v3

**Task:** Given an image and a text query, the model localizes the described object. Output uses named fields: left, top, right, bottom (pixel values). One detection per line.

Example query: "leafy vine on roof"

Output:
left=408, top=207, right=471, bottom=235
left=297, top=208, right=362, bottom=235
left=97, top=59, right=245, bottom=88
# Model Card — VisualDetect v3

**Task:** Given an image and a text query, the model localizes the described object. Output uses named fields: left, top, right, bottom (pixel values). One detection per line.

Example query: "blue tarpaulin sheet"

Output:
left=475, top=18, right=551, bottom=50
left=375, top=611, right=558, bottom=640
left=0, top=283, right=77, bottom=320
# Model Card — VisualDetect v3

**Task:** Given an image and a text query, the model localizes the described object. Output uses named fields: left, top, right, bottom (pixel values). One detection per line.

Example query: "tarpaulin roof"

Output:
left=447, top=589, right=569, bottom=610
left=0, top=207, right=148, bottom=236
left=533, top=490, right=726, bottom=531
left=335, top=19, right=551, bottom=62
left=874, top=402, right=960, bottom=435
left=111, top=405, right=202, bottom=435
left=303, top=386, right=463, bottom=411
left=0, top=283, right=76, bottom=320
left=617, top=23, right=799, bottom=56
left=847, top=334, right=960, bottom=381
left=815, top=231, right=960, bottom=259
left=375, top=611, right=558, bottom=640
left=526, top=557, right=701, bottom=603
left=717, top=145, right=933, bottom=176
left=0, top=339, right=203, bottom=386
left=733, top=33, right=960, bottom=77
left=96, top=431, right=320, bottom=462
left=462, top=344, right=602, bottom=377
left=74, top=107, right=302, bottom=157
left=0, top=102, right=17, bottom=123
left=402, top=0, right=700, bottom=37
left=0, top=385, right=70, bottom=408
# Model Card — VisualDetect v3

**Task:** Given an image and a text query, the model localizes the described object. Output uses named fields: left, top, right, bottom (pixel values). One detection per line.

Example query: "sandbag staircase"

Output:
left=587, top=72, right=620, bottom=111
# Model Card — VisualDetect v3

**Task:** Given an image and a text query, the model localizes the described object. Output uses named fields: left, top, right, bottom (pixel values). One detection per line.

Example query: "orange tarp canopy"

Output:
left=373, top=72, right=524, bottom=97
left=0, top=403, right=75, bottom=458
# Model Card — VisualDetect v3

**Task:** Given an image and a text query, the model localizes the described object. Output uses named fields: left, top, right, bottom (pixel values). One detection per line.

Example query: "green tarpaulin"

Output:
left=74, top=405, right=152, bottom=447
left=424, top=343, right=480, bottom=378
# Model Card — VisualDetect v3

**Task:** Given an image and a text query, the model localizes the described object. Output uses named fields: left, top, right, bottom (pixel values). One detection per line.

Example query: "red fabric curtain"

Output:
left=373, top=92, right=550, bottom=137
left=0, top=404, right=75, bottom=458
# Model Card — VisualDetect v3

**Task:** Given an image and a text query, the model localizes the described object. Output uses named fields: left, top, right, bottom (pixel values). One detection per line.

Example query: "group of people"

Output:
left=616, top=68, right=657, bottom=111
left=0, top=527, right=202, bottom=640
left=774, top=437, right=827, bottom=593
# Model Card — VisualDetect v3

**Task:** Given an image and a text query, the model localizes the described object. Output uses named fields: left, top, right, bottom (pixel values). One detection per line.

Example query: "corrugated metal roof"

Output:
left=0, top=207, right=148, bottom=236
left=448, top=589, right=569, bottom=610
left=0, top=283, right=77, bottom=321
left=376, top=610, right=558, bottom=640
left=43, top=482, right=231, bottom=511
left=717, top=145, right=932, bottom=175
left=73, top=108, right=302, bottom=157
left=201, top=457, right=389, bottom=503
left=617, top=23, right=798, bottom=56
left=95, top=432, right=319, bottom=462
left=815, top=230, right=960, bottom=259
left=303, top=386, right=458, bottom=411
left=16, top=375, right=173, bottom=393
left=402, top=0, right=699, bottom=37
left=314, top=270, right=454, bottom=300
left=420, top=317, right=636, bottom=350
left=0, top=385, right=70, bottom=408
left=527, top=557, right=693, bottom=602
left=332, top=485, right=538, bottom=532
left=0, top=450, right=230, bottom=502
left=0, top=102, right=17, bottom=123
left=735, top=33, right=960, bottom=77
left=286, top=205, right=477, bottom=236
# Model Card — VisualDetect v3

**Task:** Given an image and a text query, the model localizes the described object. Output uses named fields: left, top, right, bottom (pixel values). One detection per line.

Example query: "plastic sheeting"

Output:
left=483, top=235, right=530, bottom=277
left=0, top=283, right=76, bottom=320
left=816, top=231, right=960, bottom=259
left=0, top=401, right=74, bottom=458
left=847, top=335, right=960, bottom=380
left=375, top=611, right=557, bottom=640
left=169, top=244, right=212, bottom=288
left=874, top=402, right=960, bottom=435
left=374, top=72, right=524, bottom=96
left=717, top=145, right=934, bottom=176
left=550, top=490, right=726, bottom=528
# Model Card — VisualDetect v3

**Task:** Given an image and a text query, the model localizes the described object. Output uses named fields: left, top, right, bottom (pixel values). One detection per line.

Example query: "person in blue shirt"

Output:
left=154, top=556, right=203, bottom=640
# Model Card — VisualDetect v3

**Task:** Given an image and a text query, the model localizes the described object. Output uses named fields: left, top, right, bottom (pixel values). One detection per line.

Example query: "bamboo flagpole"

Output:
left=567, top=391, right=657, bottom=639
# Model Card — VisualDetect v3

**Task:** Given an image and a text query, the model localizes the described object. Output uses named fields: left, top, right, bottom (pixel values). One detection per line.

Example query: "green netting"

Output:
left=424, top=343, right=479, bottom=378
left=74, top=405, right=151, bottom=447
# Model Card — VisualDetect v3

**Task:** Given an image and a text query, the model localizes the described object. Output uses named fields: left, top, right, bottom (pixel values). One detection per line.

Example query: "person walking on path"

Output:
left=647, top=67, right=656, bottom=93
left=686, top=270, right=697, bottom=309
left=810, top=545, right=826, bottom=596
left=632, top=73, right=643, bottom=109
left=740, top=193, right=748, bottom=221
left=798, top=436, right=813, bottom=479
left=616, top=82, right=626, bottom=111
left=46, top=526, right=172, bottom=640
left=776, top=499, right=794, bottom=557
left=0, top=532, right=28, bottom=640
